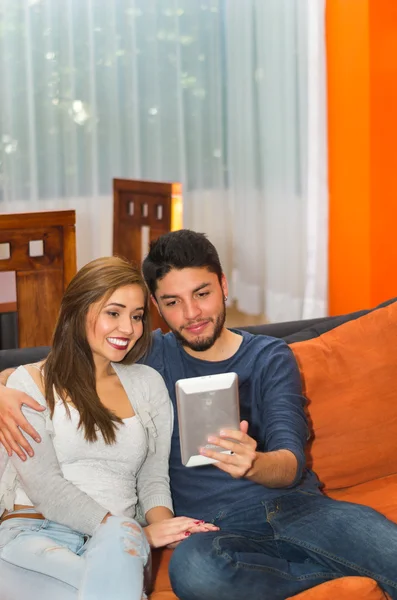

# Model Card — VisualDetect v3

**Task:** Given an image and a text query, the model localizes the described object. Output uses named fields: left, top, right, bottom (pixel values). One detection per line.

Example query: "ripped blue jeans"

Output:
left=0, top=508, right=151, bottom=600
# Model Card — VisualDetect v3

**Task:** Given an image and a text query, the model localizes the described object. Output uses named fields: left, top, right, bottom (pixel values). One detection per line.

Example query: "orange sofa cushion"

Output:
left=151, top=549, right=174, bottom=600
left=288, top=576, right=390, bottom=600
left=327, top=473, right=397, bottom=523
left=290, top=301, right=397, bottom=491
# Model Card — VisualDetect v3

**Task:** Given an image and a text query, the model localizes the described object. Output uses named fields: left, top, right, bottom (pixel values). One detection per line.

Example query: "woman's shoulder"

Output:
left=112, top=363, right=170, bottom=406
left=24, top=362, right=45, bottom=390
left=113, top=362, right=164, bottom=383
left=7, top=363, right=47, bottom=405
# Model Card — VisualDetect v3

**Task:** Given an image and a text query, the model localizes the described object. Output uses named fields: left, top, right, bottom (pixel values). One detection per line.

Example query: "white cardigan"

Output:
left=0, top=363, right=174, bottom=536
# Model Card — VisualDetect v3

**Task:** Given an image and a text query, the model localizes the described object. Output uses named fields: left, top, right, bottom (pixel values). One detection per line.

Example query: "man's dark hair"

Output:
left=142, top=229, right=223, bottom=296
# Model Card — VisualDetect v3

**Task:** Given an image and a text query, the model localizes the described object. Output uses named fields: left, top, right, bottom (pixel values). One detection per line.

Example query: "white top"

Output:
left=15, top=399, right=148, bottom=518
left=0, top=363, right=174, bottom=535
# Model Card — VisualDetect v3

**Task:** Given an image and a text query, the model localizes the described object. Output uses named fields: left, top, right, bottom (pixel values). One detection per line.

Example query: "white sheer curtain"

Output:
left=226, top=0, right=328, bottom=321
left=0, top=0, right=328, bottom=321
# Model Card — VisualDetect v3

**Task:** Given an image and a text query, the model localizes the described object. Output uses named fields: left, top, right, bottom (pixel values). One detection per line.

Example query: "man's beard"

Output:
left=162, top=303, right=226, bottom=352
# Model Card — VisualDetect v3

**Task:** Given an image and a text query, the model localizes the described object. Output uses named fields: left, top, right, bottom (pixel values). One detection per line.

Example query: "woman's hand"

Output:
left=144, top=516, right=219, bottom=548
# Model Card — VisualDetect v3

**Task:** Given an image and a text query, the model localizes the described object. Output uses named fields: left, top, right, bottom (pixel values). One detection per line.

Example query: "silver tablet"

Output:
left=175, top=372, right=240, bottom=468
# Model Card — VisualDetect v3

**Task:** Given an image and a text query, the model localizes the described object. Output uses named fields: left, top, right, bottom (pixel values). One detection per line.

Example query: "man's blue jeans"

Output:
left=169, top=490, right=397, bottom=600
left=0, top=509, right=150, bottom=599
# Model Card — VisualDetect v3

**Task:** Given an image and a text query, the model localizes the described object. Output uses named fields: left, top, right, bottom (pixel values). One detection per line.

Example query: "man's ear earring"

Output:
left=225, top=295, right=228, bottom=302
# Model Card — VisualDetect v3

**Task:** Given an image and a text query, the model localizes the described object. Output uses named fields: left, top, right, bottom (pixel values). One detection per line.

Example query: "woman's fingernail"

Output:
left=184, top=531, right=191, bottom=537
left=199, top=520, right=205, bottom=524
left=207, top=436, right=216, bottom=443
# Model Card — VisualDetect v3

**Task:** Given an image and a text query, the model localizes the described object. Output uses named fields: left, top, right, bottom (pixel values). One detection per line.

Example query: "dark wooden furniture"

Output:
left=113, top=179, right=183, bottom=331
left=0, top=210, right=77, bottom=348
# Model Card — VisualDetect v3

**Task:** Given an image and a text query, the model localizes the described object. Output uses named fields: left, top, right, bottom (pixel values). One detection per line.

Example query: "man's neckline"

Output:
left=177, top=329, right=246, bottom=364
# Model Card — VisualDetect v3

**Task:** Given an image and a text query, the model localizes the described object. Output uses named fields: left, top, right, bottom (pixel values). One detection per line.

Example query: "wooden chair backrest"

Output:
left=0, top=210, right=76, bottom=348
left=113, top=179, right=182, bottom=331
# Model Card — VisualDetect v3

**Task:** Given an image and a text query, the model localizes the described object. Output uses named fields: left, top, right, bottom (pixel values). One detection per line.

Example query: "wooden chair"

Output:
left=0, top=210, right=76, bottom=348
left=113, top=179, right=183, bottom=331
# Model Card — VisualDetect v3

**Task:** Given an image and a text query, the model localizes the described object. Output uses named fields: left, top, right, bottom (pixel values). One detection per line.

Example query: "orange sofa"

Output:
left=0, top=300, right=395, bottom=599
left=149, top=300, right=397, bottom=600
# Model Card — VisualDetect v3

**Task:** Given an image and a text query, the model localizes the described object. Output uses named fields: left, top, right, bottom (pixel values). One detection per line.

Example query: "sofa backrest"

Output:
left=0, top=347, right=50, bottom=371
left=2, top=299, right=396, bottom=494
left=290, top=300, right=397, bottom=491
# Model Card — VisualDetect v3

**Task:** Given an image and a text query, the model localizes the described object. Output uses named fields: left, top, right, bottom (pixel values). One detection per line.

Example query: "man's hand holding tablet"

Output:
left=199, top=419, right=258, bottom=479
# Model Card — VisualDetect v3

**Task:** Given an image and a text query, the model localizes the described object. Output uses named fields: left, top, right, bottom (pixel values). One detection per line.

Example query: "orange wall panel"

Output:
left=327, top=0, right=397, bottom=315
left=369, top=1, right=397, bottom=306
left=327, top=0, right=371, bottom=315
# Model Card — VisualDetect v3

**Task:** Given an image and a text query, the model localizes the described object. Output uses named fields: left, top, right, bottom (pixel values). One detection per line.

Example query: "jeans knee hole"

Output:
left=123, top=537, right=140, bottom=556
left=122, top=522, right=141, bottom=535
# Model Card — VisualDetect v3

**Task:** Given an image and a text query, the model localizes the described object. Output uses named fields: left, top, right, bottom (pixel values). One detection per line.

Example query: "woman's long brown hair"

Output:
left=43, top=256, right=152, bottom=444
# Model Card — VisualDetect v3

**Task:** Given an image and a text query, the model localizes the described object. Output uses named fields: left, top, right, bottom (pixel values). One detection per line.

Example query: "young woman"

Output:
left=0, top=257, right=217, bottom=600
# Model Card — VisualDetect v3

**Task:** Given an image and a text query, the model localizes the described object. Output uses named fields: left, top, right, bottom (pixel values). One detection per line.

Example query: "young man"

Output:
left=1, top=230, right=397, bottom=600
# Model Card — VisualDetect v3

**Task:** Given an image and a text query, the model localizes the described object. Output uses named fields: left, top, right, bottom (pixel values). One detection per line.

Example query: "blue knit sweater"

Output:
left=145, top=329, right=321, bottom=522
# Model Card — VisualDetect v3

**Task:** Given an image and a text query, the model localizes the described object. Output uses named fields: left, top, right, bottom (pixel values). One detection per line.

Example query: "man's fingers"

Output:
left=201, top=447, right=236, bottom=464
left=0, top=431, right=12, bottom=457
left=206, top=436, right=239, bottom=454
left=200, top=446, right=255, bottom=479
left=239, top=420, right=249, bottom=434
left=2, top=428, right=28, bottom=461
left=219, top=448, right=255, bottom=466
left=211, top=457, right=248, bottom=478
left=19, top=394, right=45, bottom=412
left=0, top=389, right=43, bottom=458
left=218, top=426, right=257, bottom=449
left=218, top=429, right=248, bottom=443
left=4, top=422, right=34, bottom=458
left=14, top=414, right=41, bottom=443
